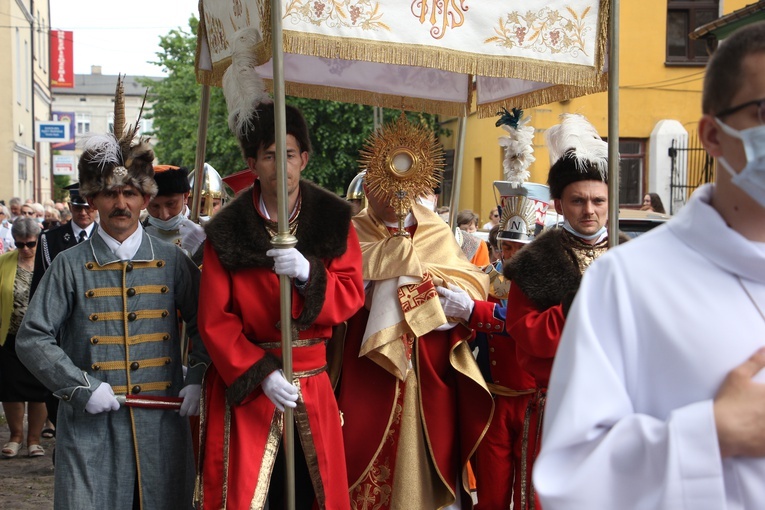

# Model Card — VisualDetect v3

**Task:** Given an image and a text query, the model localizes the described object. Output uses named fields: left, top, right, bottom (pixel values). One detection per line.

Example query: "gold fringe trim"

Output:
left=222, top=399, right=231, bottom=509
left=283, top=31, right=605, bottom=86
left=475, top=73, right=609, bottom=119
left=269, top=79, right=467, bottom=118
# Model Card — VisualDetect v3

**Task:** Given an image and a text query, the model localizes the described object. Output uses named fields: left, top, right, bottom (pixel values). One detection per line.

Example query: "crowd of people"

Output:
left=0, top=20, right=762, bottom=510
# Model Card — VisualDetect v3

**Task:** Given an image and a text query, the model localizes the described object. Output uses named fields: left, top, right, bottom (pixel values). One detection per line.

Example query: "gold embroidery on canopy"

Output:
left=285, top=0, right=390, bottom=31
left=411, top=0, right=468, bottom=40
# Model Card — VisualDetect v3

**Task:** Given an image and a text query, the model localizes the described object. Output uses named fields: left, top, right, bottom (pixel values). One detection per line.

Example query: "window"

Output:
left=15, top=29, right=21, bottom=104
left=617, top=139, right=646, bottom=206
left=18, top=157, right=27, bottom=181
left=77, top=114, right=91, bottom=135
left=666, top=0, right=719, bottom=64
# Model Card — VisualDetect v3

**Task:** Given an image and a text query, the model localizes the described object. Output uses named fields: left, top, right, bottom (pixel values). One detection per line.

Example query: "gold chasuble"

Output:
left=350, top=203, right=492, bottom=510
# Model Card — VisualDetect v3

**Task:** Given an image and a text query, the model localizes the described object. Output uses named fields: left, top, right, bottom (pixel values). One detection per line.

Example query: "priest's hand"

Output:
left=262, top=370, right=299, bottom=412
left=85, top=382, right=121, bottom=414
left=179, top=384, right=202, bottom=417
left=267, top=248, right=310, bottom=283
left=714, top=347, right=765, bottom=457
left=436, top=283, right=475, bottom=322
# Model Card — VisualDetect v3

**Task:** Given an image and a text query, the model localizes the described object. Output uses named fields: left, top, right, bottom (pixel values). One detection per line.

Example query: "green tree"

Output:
left=142, top=17, right=444, bottom=195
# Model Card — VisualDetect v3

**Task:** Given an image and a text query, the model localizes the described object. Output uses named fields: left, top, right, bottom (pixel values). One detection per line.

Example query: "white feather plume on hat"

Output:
left=222, top=27, right=272, bottom=139
left=496, top=108, right=536, bottom=186
left=545, top=113, right=609, bottom=180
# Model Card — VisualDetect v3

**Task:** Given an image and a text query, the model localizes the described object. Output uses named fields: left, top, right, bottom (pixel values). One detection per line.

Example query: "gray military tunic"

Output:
left=16, top=230, right=209, bottom=510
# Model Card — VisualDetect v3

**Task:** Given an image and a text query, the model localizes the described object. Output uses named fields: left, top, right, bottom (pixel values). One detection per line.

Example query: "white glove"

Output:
left=266, top=248, right=311, bottom=283
left=85, top=382, right=121, bottom=414
left=178, top=384, right=201, bottom=417
left=262, top=370, right=299, bottom=412
left=436, top=283, right=475, bottom=322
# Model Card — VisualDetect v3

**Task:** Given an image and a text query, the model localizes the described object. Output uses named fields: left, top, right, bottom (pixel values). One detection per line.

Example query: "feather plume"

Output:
left=496, top=107, right=535, bottom=185
left=222, top=27, right=271, bottom=138
left=113, top=75, right=125, bottom=139
left=120, top=90, right=148, bottom=156
left=545, top=113, right=608, bottom=179
left=80, top=134, right=122, bottom=171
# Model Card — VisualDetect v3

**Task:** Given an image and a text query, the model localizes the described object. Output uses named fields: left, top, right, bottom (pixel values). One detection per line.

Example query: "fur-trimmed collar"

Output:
left=204, top=179, right=352, bottom=272
left=504, top=228, right=600, bottom=311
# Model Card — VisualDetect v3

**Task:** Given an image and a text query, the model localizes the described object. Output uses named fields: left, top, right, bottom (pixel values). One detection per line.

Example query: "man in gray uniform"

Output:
left=16, top=77, right=209, bottom=510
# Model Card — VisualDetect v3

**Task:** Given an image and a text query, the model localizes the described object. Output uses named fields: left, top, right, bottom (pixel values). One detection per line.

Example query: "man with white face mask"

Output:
left=144, top=165, right=205, bottom=265
left=534, top=22, right=765, bottom=509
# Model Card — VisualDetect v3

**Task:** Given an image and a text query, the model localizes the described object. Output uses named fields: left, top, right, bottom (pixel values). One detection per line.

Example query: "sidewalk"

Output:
left=0, top=411, right=55, bottom=509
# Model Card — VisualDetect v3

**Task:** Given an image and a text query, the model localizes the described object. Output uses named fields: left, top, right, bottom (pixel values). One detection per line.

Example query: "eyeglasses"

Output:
left=717, top=97, right=765, bottom=125
left=16, top=241, right=37, bottom=249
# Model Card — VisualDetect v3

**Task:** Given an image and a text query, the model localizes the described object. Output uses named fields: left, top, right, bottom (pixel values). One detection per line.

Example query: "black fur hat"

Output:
left=77, top=76, right=157, bottom=198
left=545, top=114, right=608, bottom=199
left=153, top=165, right=191, bottom=196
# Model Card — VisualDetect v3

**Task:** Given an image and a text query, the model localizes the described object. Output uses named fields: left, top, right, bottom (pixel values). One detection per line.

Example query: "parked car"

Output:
left=617, top=209, right=671, bottom=238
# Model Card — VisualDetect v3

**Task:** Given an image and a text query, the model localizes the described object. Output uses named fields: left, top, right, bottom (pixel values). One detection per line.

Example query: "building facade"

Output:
left=0, top=0, right=52, bottom=203
left=51, top=68, right=160, bottom=193
left=441, top=0, right=749, bottom=223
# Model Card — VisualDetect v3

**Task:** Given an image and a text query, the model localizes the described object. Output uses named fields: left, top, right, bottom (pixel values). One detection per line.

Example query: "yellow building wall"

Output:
left=442, top=0, right=748, bottom=224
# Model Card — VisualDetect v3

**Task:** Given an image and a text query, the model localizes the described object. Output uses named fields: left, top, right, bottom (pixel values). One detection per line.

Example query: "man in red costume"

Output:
left=197, top=96, right=364, bottom=508
left=338, top=176, right=494, bottom=509
left=502, top=113, right=621, bottom=509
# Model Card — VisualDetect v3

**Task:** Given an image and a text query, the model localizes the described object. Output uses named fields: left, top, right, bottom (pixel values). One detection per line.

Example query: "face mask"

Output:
left=148, top=211, right=185, bottom=231
left=562, top=218, right=607, bottom=241
left=716, top=119, right=765, bottom=207
left=35, top=217, right=44, bottom=224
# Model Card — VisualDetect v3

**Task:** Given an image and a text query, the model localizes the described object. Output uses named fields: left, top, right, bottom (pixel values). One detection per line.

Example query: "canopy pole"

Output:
left=448, top=116, right=468, bottom=228
left=607, top=0, right=620, bottom=248
left=269, top=1, right=297, bottom=509
left=190, top=84, right=211, bottom=223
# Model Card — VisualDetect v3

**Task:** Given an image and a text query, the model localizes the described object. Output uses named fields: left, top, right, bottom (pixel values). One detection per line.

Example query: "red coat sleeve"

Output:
left=505, top=282, right=565, bottom=386
left=198, top=242, right=277, bottom=392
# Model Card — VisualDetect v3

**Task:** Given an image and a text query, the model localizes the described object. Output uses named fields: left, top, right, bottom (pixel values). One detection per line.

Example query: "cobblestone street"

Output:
left=0, top=412, right=55, bottom=509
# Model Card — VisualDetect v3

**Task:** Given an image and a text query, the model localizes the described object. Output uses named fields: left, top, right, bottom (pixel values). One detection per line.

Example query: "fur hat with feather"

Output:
left=545, top=113, right=609, bottom=199
left=77, top=75, right=157, bottom=198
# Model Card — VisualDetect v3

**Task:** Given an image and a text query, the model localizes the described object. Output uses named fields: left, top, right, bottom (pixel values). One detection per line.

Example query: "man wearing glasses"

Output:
left=534, top=22, right=765, bottom=509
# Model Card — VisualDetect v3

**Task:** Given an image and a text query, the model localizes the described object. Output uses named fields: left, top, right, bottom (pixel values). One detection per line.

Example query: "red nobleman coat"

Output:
left=197, top=180, right=364, bottom=510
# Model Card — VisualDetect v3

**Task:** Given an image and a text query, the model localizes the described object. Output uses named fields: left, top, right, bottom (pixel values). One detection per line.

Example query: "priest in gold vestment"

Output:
left=337, top=186, right=494, bottom=510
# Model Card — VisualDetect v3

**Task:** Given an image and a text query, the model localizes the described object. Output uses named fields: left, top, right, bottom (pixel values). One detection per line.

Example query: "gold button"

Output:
left=490, top=347, right=495, bottom=353
left=160, top=286, right=168, bottom=293
left=491, top=361, right=497, bottom=366
left=86, top=263, right=94, bottom=270
left=126, top=288, right=136, bottom=297
left=92, top=364, right=100, bottom=371
left=127, top=312, right=137, bottom=321
left=131, top=385, right=141, bottom=394
left=156, top=261, right=164, bottom=268
left=164, top=358, right=171, bottom=365
left=161, top=311, right=169, bottom=318
left=62, top=395, right=70, bottom=401
left=87, top=290, right=95, bottom=298
left=477, top=322, right=483, bottom=328
left=125, top=262, right=133, bottom=272
left=494, top=325, right=502, bottom=330
left=162, top=334, right=170, bottom=341
left=90, top=314, right=99, bottom=322
left=130, top=362, right=139, bottom=371
left=91, top=337, right=99, bottom=345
